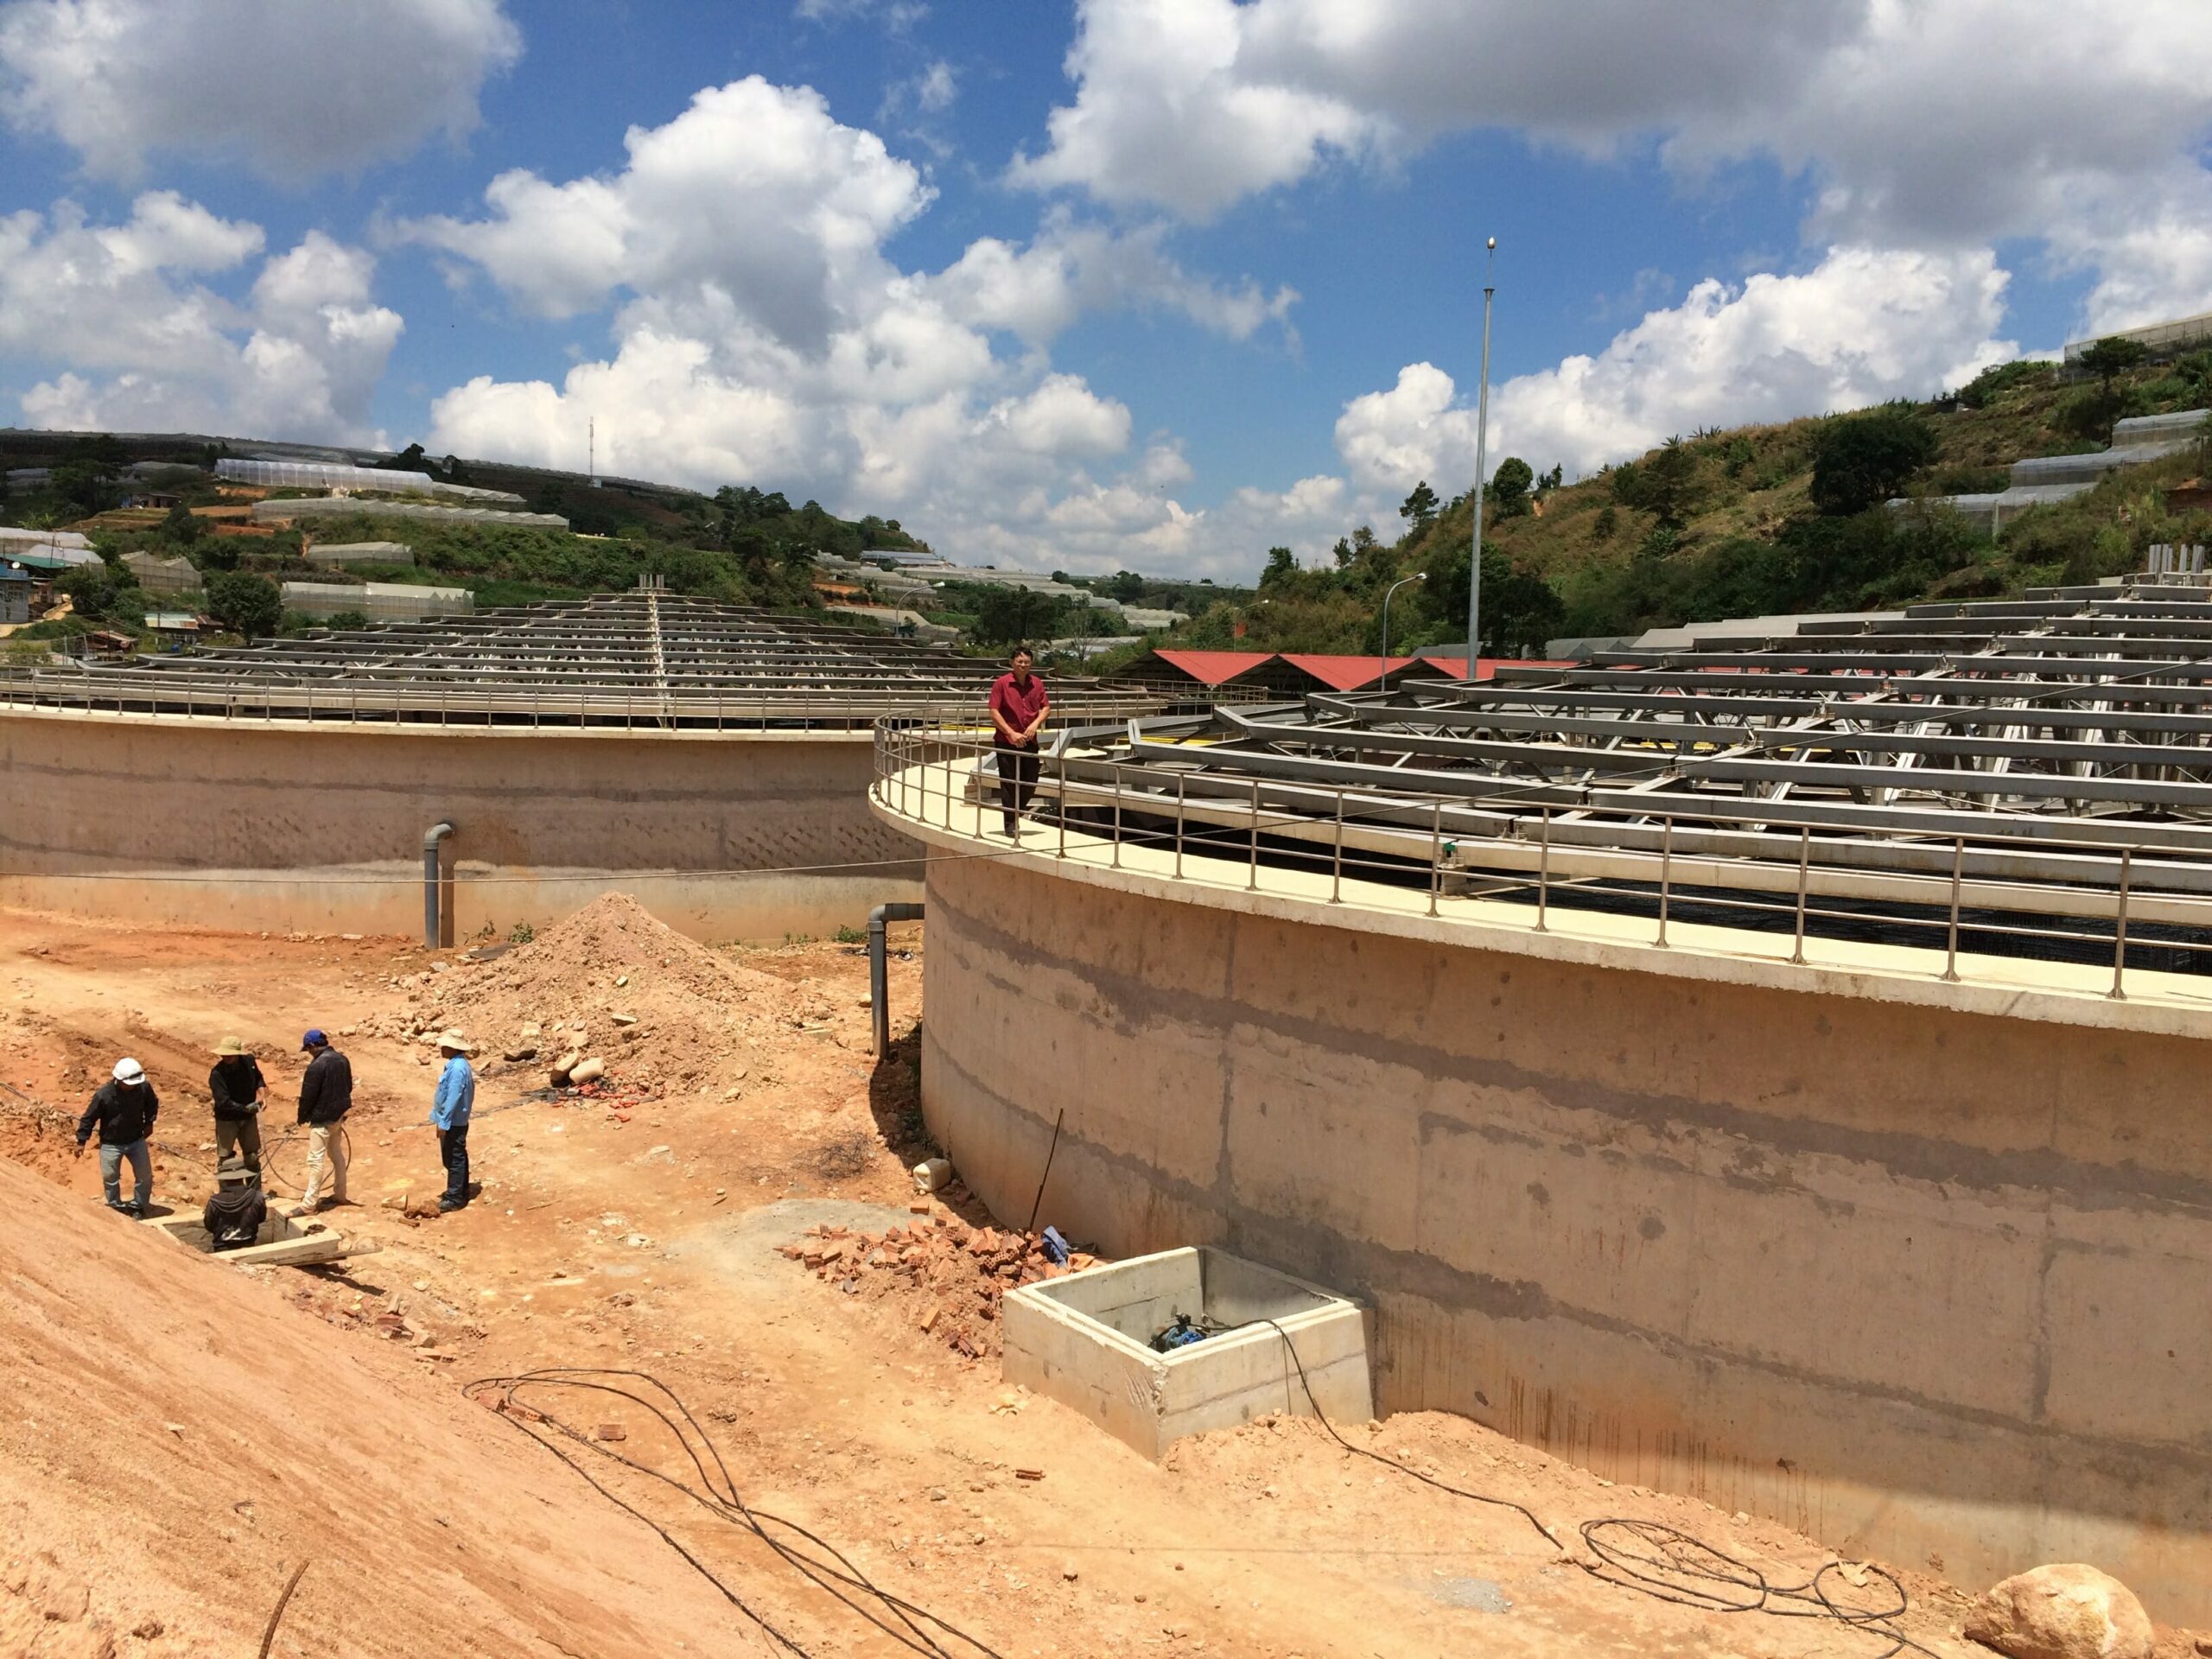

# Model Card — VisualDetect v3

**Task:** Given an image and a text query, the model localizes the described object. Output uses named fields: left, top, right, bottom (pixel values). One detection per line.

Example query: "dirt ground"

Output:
left=0, top=897, right=2181, bottom=1658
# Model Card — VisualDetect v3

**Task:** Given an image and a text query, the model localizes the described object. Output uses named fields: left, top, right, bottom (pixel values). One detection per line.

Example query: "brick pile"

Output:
left=781, top=1211, right=1098, bottom=1360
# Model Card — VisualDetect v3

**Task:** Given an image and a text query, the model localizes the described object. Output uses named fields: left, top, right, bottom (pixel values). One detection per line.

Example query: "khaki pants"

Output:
left=302, top=1121, right=347, bottom=1207
left=214, top=1115, right=262, bottom=1178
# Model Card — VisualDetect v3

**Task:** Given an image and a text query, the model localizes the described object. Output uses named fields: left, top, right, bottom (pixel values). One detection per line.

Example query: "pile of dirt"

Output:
left=782, top=1211, right=1100, bottom=1360
left=356, top=893, right=803, bottom=1096
left=0, top=1156, right=780, bottom=1657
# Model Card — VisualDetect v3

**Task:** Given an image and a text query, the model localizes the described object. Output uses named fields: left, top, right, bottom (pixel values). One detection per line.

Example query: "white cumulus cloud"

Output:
left=2, top=194, right=401, bottom=442
left=1014, top=0, right=2212, bottom=325
left=0, top=0, right=520, bottom=181
left=1334, top=246, right=2014, bottom=492
left=412, top=75, right=1318, bottom=580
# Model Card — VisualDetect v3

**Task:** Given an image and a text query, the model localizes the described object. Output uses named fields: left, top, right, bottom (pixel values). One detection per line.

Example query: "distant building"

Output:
left=303, top=539, right=414, bottom=568
left=254, top=497, right=566, bottom=531
left=2064, top=308, right=2212, bottom=365
left=279, top=580, right=474, bottom=623
left=140, top=611, right=204, bottom=651
left=0, top=527, right=96, bottom=569
left=217, top=458, right=525, bottom=505
left=0, top=566, right=30, bottom=626
left=120, top=550, right=201, bottom=595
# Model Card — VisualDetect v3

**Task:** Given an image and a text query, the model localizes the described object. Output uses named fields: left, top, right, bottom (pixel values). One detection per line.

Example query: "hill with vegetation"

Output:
left=0, top=429, right=934, bottom=646
left=1119, top=343, right=2212, bottom=667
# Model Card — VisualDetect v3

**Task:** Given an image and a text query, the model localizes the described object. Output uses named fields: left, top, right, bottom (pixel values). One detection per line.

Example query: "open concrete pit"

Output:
left=1002, top=1245, right=1374, bottom=1459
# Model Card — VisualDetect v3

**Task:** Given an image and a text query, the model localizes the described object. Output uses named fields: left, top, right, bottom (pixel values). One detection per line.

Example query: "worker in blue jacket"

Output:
left=429, top=1030, right=476, bottom=1213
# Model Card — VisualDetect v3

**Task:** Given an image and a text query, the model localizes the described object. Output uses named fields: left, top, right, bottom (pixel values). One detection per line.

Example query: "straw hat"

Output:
left=435, top=1029, right=474, bottom=1053
left=213, top=1035, right=249, bottom=1058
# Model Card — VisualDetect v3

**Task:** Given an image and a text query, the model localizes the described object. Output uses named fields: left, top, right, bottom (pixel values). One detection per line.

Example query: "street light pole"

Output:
left=1379, top=570, right=1425, bottom=692
left=1467, top=237, right=1496, bottom=681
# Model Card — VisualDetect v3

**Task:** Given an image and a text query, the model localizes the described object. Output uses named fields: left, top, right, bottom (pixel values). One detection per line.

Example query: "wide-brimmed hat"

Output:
left=215, top=1155, right=251, bottom=1184
left=435, top=1029, right=474, bottom=1053
left=213, top=1035, right=249, bottom=1058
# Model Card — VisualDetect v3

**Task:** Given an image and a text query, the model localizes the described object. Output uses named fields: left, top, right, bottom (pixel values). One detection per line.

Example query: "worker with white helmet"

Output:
left=74, top=1058, right=161, bottom=1216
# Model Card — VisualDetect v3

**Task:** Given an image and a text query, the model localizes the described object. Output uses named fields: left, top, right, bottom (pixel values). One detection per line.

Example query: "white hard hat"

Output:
left=112, top=1058, right=146, bottom=1085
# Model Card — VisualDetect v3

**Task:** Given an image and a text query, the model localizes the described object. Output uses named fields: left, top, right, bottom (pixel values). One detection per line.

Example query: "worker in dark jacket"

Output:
left=296, top=1028, right=353, bottom=1213
left=202, top=1155, right=267, bottom=1252
left=208, top=1035, right=266, bottom=1179
left=74, top=1058, right=159, bottom=1216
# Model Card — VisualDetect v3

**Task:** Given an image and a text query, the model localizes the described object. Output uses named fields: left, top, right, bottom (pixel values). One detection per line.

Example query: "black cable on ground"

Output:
left=1252, top=1317, right=1559, bottom=1551
left=1254, top=1319, right=1946, bottom=1659
left=464, top=1366, right=1010, bottom=1659
left=257, top=1123, right=351, bottom=1198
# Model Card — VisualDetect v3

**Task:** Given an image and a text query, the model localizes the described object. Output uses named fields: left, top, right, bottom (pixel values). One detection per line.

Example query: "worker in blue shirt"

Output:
left=429, top=1030, right=476, bottom=1213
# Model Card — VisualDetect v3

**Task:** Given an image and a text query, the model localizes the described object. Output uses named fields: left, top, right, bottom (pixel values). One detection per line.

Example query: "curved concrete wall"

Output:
left=916, top=851, right=2212, bottom=1621
left=0, top=709, right=919, bottom=938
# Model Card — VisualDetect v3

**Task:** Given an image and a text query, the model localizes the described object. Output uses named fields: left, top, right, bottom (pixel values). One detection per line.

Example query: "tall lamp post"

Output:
left=1378, top=570, right=1426, bottom=692
left=1467, top=237, right=1497, bottom=679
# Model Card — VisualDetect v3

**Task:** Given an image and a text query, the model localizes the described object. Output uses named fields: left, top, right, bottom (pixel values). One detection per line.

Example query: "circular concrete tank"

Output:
left=1, top=706, right=918, bottom=939
left=874, top=744, right=2212, bottom=1624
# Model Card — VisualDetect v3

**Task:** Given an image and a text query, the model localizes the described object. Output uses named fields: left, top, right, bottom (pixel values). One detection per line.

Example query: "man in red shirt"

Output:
left=987, top=645, right=1050, bottom=837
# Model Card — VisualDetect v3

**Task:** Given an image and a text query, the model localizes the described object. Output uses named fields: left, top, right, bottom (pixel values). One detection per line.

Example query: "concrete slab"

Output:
left=143, top=1198, right=375, bottom=1268
left=1003, top=1246, right=1372, bottom=1460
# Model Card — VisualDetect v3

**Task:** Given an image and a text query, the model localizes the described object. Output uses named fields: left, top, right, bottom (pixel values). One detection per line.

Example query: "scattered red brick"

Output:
left=779, top=1215, right=1099, bottom=1360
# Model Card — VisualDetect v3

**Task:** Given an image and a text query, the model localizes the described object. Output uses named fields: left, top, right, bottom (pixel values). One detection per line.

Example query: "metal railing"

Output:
left=871, top=723, right=2212, bottom=1005
left=0, top=666, right=1181, bottom=734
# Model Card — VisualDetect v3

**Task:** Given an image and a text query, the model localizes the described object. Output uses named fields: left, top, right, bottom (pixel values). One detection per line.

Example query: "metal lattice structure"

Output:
left=1033, top=573, right=2212, bottom=967
left=1, top=594, right=1163, bottom=729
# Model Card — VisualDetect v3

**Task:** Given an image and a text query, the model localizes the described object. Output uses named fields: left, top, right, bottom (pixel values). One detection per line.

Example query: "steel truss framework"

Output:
left=2, top=594, right=1156, bottom=729
left=1058, top=575, right=2212, bottom=962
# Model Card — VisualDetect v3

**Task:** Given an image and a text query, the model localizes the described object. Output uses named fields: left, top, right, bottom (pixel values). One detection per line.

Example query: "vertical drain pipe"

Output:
left=869, top=901, right=925, bottom=1057
left=423, top=821, right=455, bottom=950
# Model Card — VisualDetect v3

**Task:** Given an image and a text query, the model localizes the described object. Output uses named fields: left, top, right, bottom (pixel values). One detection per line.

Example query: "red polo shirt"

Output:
left=989, top=671, right=1049, bottom=743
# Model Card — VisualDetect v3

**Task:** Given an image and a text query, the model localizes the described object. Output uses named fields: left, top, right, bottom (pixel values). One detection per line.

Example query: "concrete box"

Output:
left=1002, top=1246, right=1372, bottom=1459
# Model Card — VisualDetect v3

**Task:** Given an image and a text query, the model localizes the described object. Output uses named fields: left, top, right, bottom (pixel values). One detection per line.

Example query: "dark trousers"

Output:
left=995, top=740, right=1039, bottom=833
left=438, top=1123, right=470, bottom=1206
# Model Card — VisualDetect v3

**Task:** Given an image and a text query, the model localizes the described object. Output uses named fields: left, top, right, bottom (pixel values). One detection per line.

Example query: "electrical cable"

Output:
left=464, top=1366, right=1010, bottom=1659
left=1250, top=1317, right=1558, bottom=1552
left=1250, top=1318, right=1945, bottom=1659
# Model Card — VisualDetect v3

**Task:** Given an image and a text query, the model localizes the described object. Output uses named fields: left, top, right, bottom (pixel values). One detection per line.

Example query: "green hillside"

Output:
left=0, top=431, right=931, bottom=641
left=1148, top=348, right=2212, bottom=663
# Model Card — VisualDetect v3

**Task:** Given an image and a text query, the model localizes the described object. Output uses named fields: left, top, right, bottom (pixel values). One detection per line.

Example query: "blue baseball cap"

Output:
left=300, top=1028, right=327, bottom=1050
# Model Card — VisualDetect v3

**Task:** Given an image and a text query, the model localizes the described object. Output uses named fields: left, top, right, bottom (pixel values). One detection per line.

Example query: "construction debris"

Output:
left=780, top=1215, right=1099, bottom=1360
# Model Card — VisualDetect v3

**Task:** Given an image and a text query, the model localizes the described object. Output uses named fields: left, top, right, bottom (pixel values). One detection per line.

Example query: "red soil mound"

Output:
left=0, top=1157, right=775, bottom=1657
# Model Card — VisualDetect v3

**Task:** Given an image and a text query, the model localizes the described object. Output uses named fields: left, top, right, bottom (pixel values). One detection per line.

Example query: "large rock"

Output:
left=1966, top=1564, right=2153, bottom=1659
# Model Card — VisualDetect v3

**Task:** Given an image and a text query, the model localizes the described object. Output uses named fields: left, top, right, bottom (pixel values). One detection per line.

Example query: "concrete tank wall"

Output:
left=0, top=709, right=919, bottom=939
left=917, top=853, right=2212, bottom=1622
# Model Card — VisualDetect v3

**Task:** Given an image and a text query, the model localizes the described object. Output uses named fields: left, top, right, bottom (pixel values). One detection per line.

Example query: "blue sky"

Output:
left=3, top=0, right=2210, bottom=579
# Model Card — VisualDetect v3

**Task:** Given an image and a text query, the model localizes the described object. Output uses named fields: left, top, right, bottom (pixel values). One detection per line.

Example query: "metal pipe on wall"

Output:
left=870, top=900, right=925, bottom=1057
left=423, top=821, right=454, bottom=950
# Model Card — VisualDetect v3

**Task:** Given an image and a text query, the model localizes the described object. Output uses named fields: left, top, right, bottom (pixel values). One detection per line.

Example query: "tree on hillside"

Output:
left=1809, top=405, right=1939, bottom=517
left=2063, top=335, right=2153, bottom=442
left=1488, top=457, right=1535, bottom=519
left=1422, top=539, right=1566, bottom=656
left=1261, top=545, right=1298, bottom=588
left=972, top=586, right=1065, bottom=646
left=1399, top=480, right=1440, bottom=531
left=60, top=564, right=132, bottom=623
left=162, top=502, right=204, bottom=542
left=207, top=571, right=282, bottom=640
left=1609, top=438, right=1700, bottom=529
left=2079, top=335, right=2149, bottom=399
